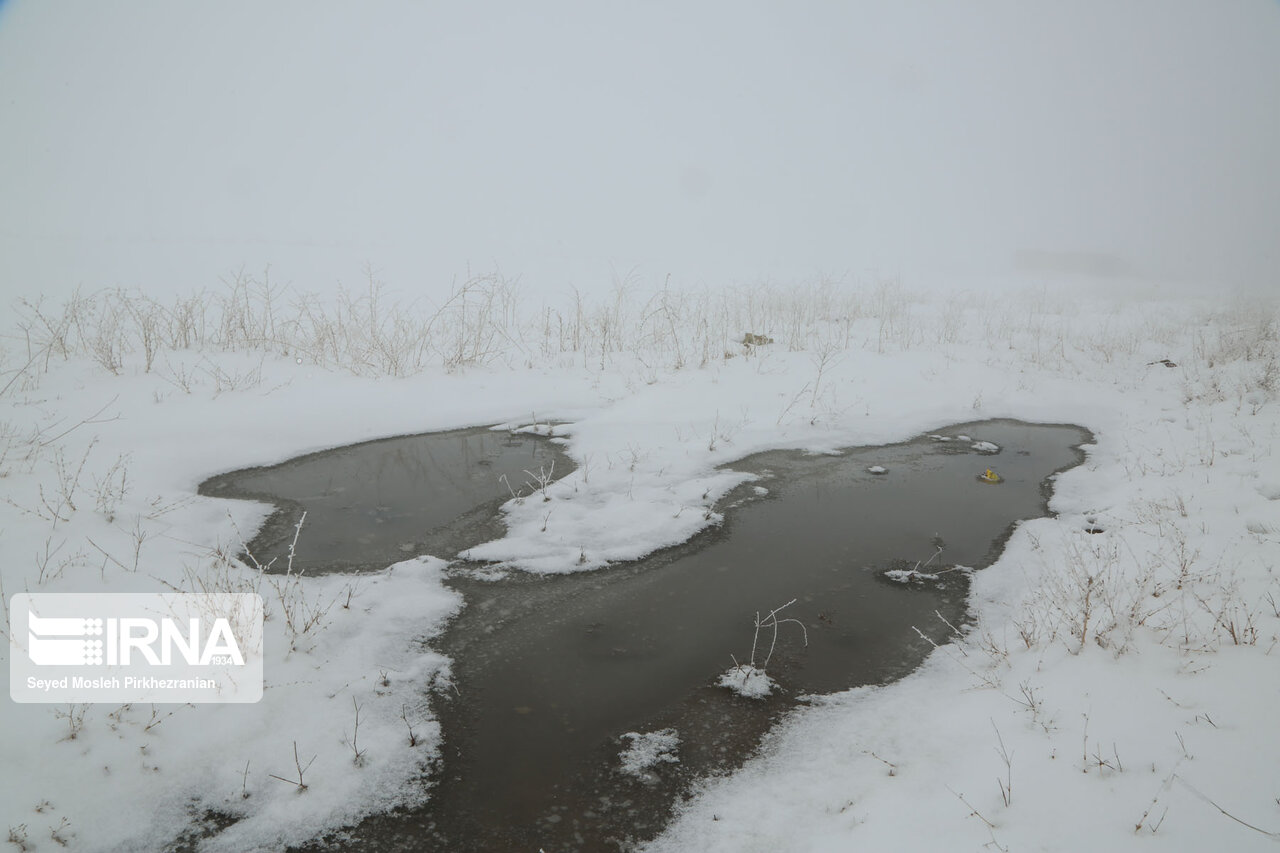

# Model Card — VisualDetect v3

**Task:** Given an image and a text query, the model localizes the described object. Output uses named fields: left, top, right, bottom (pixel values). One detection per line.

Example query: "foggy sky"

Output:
left=1, top=1, right=1277, bottom=302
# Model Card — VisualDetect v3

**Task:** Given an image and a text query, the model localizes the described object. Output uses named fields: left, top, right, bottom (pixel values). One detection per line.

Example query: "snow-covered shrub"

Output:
left=719, top=600, right=808, bottom=699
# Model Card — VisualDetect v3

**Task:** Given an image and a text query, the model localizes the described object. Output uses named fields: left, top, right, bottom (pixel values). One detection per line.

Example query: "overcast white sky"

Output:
left=1, top=1, right=1277, bottom=303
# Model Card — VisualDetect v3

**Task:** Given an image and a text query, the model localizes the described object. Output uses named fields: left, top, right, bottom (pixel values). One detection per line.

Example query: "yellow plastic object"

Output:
left=979, top=468, right=1003, bottom=484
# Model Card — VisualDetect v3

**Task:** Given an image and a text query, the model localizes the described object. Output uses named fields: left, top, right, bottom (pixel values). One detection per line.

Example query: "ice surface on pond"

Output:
left=200, top=426, right=570, bottom=573
left=415, top=419, right=1085, bottom=849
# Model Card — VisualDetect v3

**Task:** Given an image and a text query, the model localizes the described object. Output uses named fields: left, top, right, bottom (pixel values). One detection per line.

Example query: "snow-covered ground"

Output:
left=1, top=278, right=1277, bottom=851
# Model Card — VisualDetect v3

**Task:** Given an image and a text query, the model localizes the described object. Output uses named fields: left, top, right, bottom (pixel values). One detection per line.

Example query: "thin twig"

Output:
left=1174, top=775, right=1280, bottom=838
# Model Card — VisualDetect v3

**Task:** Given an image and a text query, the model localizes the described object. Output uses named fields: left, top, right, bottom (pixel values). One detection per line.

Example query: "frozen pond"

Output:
left=199, top=425, right=567, bottom=573
left=205, top=419, right=1090, bottom=851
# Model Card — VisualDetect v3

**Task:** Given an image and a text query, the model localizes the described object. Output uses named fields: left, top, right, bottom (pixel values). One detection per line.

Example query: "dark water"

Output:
left=199, top=426, right=566, bottom=573
left=204, top=420, right=1090, bottom=852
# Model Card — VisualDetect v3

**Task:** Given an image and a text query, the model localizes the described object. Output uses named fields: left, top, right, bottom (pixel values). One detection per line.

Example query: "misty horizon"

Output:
left=1, top=1, right=1276, bottom=302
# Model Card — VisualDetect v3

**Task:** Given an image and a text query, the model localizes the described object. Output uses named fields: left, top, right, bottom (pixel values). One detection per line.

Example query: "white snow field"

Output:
left=1, top=279, right=1277, bottom=851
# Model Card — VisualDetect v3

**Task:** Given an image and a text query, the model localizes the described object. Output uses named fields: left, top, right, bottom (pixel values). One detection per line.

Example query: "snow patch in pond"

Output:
left=884, top=568, right=939, bottom=583
left=884, top=564, right=972, bottom=584
left=618, top=728, right=681, bottom=779
left=502, top=421, right=563, bottom=438
left=971, top=440, right=1000, bottom=453
left=867, top=465, right=888, bottom=475
left=752, top=486, right=769, bottom=496
left=717, top=665, right=776, bottom=699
